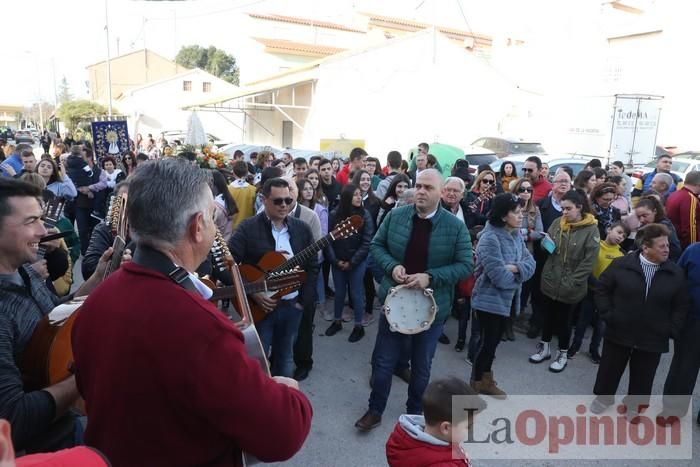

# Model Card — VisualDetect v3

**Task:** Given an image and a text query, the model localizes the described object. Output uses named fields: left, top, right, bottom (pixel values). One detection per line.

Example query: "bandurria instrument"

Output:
left=239, top=215, right=364, bottom=322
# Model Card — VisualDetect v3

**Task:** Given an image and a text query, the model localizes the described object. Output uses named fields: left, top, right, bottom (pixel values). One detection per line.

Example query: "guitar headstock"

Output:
left=211, top=230, right=234, bottom=272
left=267, top=269, right=307, bottom=290
left=106, top=193, right=128, bottom=238
left=330, top=215, right=364, bottom=241
left=42, top=198, right=65, bottom=227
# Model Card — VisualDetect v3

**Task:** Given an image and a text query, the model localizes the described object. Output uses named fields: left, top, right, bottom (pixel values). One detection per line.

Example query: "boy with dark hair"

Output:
left=386, top=376, right=485, bottom=466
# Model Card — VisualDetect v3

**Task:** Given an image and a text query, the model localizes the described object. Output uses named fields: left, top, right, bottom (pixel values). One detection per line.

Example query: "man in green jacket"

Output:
left=355, top=169, right=473, bottom=432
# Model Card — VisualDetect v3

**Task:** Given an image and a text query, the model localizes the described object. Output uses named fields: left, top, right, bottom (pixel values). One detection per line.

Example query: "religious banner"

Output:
left=91, top=120, right=129, bottom=161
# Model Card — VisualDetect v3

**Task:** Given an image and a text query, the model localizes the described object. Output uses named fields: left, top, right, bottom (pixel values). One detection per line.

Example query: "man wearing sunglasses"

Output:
left=229, top=177, right=319, bottom=378
left=522, top=156, right=552, bottom=203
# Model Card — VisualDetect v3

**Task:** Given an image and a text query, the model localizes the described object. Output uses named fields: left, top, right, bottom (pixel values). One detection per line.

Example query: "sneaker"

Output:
left=568, top=344, right=579, bottom=359
left=341, top=308, right=353, bottom=323
left=589, top=351, right=601, bottom=364
left=589, top=397, right=611, bottom=415
left=465, top=356, right=474, bottom=366
left=528, top=341, right=551, bottom=363
left=454, top=340, right=465, bottom=352
left=361, top=312, right=375, bottom=327
left=438, top=333, right=450, bottom=345
left=549, top=350, right=568, bottom=373
left=324, top=320, right=342, bottom=336
left=349, top=325, right=365, bottom=342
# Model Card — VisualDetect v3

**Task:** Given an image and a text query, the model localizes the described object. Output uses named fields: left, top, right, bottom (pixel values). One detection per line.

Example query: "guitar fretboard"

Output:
left=270, top=234, right=335, bottom=274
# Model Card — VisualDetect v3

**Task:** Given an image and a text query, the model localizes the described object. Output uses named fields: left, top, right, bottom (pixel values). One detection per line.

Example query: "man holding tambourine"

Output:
left=355, top=169, right=473, bottom=432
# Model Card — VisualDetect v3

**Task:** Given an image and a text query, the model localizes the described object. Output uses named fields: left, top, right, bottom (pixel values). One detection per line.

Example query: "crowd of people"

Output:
left=0, top=133, right=699, bottom=466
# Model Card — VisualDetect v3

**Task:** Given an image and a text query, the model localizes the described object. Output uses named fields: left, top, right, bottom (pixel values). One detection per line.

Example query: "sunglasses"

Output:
left=522, top=167, right=535, bottom=173
left=482, top=179, right=496, bottom=185
left=271, top=197, right=294, bottom=206
left=518, top=187, right=533, bottom=193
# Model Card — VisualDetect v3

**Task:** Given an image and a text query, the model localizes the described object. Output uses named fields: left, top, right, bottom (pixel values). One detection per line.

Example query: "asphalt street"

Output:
left=271, top=298, right=700, bottom=467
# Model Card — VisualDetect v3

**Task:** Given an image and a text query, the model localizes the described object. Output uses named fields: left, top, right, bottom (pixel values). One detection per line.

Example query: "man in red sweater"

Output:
left=72, top=158, right=313, bottom=466
left=523, top=156, right=552, bottom=203
left=666, top=171, right=700, bottom=250
left=336, top=147, right=367, bottom=185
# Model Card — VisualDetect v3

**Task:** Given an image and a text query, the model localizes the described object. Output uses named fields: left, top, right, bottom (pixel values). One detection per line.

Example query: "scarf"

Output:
left=558, top=213, right=598, bottom=263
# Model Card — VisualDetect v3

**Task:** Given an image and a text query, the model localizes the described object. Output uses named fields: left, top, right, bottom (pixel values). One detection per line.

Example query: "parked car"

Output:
left=471, top=136, right=546, bottom=158
left=13, top=130, right=34, bottom=144
left=463, top=145, right=498, bottom=174
left=0, top=127, right=14, bottom=141
left=489, top=154, right=595, bottom=182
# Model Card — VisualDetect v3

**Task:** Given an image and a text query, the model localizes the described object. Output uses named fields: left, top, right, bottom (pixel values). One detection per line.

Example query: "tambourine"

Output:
left=383, top=285, right=437, bottom=335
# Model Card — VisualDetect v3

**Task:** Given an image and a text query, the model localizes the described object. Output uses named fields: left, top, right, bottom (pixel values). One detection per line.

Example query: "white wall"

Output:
left=118, top=70, right=244, bottom=143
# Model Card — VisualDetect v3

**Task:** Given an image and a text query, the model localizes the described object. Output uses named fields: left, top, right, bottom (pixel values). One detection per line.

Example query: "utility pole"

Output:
left=105, top=0, right=113, bottom=116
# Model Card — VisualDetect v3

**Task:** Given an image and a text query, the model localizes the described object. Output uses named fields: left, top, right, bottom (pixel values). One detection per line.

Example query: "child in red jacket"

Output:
left=386, top=377, right=485, bottom=467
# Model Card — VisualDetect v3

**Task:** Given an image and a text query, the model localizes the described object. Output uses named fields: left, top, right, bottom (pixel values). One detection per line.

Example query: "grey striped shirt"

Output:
left=639, top=254, right=661, bottom=298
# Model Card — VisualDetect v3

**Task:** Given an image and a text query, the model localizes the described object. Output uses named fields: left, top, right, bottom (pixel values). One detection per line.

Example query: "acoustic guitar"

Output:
left=239, top=215, right=364, bottom=323
left=21, top=193, right=128, bottom=391
left=201, top=234, right=306, bottom=302
left=37, top=198, right=65, bottom=261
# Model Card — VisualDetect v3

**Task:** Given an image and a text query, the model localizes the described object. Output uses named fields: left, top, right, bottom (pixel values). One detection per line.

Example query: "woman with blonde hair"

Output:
left=465, top=170, right=498, bottom=228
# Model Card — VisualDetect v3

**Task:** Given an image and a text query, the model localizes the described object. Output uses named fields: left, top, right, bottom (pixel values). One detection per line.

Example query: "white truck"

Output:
left=545, top=94, right=663, bottom=167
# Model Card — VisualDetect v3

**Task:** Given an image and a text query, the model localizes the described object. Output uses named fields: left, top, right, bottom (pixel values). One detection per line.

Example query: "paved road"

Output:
left=271, top=299, right=700, bottom=467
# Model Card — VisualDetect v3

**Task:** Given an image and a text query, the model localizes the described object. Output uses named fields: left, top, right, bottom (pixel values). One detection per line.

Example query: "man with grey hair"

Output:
left=72, top=159, right=313, bottom=465
left=651, top=172, right=674, bottom=202
left=355, top=169, right=473, bottom=432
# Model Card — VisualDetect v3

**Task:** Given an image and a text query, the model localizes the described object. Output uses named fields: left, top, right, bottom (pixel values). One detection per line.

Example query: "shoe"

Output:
left=325, top=320, right=342, bottom=336
left=526, top=323, right=541, bottom=339
left=341, top=308, right=353, bottom=322
left=361, top=312, right=375, bottom=327
left=567, top=344, right=579, bottom=359
left=479, top=371, right=507, bottom=399
left=355, top=410, right=382, bottom=432
left=589, top=397, right=611, bottom=415
left=504, top=318, right=515, bottom=341
left=348, top=325, right=365, bottom=343
left=589, top=351, right=601, bottom=364
left=325, top=287, right=335, bottom=298
left=90, top=212, right=105, bottom=222
left=454, top=339, right=465, bottom=352
left=438, top=333, right=450, bottom=345
left=293, top=367, right=310, bottom=382
left=529, top=341, right=551, bottom=363
left=549, top=350, right=568, bottom=373
left=321, top=305, right=335, bottom=322
left=394, top=368, right=411, bottom=384
left=465, top=356, right=474, bottom=366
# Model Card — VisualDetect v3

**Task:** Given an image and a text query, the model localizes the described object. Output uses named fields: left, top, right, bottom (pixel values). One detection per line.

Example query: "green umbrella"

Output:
left=407, top=143, right=465, bottom=177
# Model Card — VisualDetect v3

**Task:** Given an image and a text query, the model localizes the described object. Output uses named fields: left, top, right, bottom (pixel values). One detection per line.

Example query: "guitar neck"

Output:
left=210, top=279, right=281, bottom=301
left=271, top=234, right=333, bottom=273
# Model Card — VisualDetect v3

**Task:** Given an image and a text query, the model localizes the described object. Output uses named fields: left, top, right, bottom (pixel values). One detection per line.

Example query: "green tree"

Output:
left=56, top=100, right=109, bottom=130
left=176, top=45, right=239, bottom=85
left=58, top=76, right=73, bottom=105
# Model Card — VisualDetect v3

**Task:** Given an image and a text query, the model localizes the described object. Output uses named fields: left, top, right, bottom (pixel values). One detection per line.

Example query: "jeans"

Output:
left=571, top=290, right=604, bottom=354
left=663, top=316, right=700, bottom=416
left=257, top=301, right=303, bottom=377
left=593, top=339, right=661, bottom=408
left=541, top=295, right=575, bottom=351
left=472, top=310, right=506, bottom=381
left=368, top=314, right=443, bottom=415
left=332, top=261, right=366, bottom=325
left=456, top=297, right=471, bottom=343
left=75, top=206, right=98, bottom=256
left=467, top=310, right=481, bottom=362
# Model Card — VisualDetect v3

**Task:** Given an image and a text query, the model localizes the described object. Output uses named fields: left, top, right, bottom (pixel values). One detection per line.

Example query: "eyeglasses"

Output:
left=518, top=187, right=533, bottom=193
left=482, top=179, right=495, bottom=185
left=553, top=179, right=569, bottom=184
left=522, top=167, right=535, bottom=173
left=271, top=197, right=294, bottom=206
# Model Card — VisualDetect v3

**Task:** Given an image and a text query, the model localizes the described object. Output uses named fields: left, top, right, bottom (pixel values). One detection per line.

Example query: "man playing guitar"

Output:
left=229, top=177, right=319, bottom=378
left=72, top=159, right=313, bottom=465
left=0, top=178, right=113, bottom=452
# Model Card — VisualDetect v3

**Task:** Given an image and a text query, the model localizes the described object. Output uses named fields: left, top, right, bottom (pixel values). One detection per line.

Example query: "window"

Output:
left=202, top=82, right=211, bottom=93
left=183, top=80, right=192, bottom=92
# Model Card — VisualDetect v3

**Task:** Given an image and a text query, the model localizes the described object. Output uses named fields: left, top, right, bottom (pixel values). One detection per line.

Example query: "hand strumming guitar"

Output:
left=253, top=292, right=278, bottom=314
